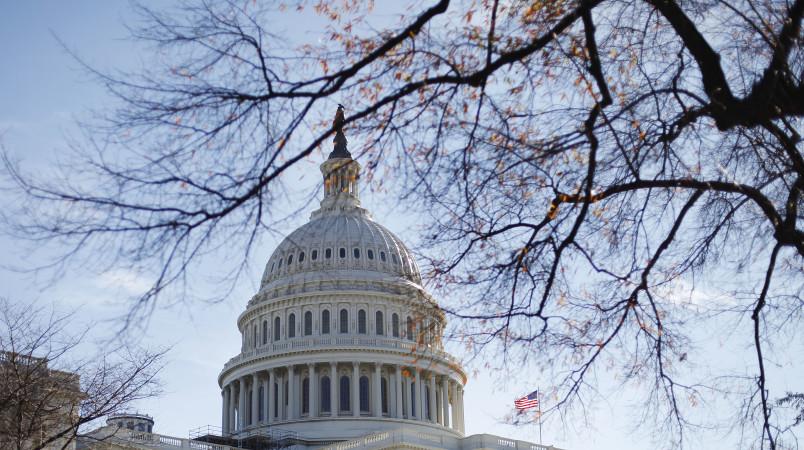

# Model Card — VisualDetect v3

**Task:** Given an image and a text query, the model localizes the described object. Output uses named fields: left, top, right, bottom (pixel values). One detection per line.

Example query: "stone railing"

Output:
left=124, top=430, right=240, bottom=450
left=222, top=335, right=461, bottom=372
left=318, top=428, right=562, bottom=450
left=95, top=427, right=245, bottom=450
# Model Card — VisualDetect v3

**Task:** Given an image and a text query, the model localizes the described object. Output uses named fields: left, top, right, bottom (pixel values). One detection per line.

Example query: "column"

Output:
left=414, top=368, right=423, bottom=420
left=251, top=373, right=259, bottom=426
left=404, top=373, right=413, bottom=418
left=330, top=362, right=338, bottom=416
left=222, top=386, right=229, bottom=434
left=287, top=365, right=296, bottom=420
left=228, top=383, right=236, bottom=433
left=450, top=381, right=458, bottom=430
left=277, top=373, right=285, bottom=420
left=372, top=363, right=382, bottom=417
left=395, top=366, right=403, bottom=418
left=458, top=386, right=465, bottom=433
left=428, top=373, right=437, bottom=423
left=238, top=377, right=247, bottom=430
left=352, top=362, right=360, bottom=417
left=308, top=363, right=317, bottom=418
left=267, top=370, right=274, bottom=424
left=441, top=377, right=450, bottom=428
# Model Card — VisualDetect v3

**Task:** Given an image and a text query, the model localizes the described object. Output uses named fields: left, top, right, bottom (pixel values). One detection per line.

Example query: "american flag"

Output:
left=514, top=390, right=539, bottom=411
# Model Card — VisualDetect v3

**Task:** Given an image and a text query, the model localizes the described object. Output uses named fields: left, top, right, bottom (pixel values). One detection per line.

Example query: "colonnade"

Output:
left=221, top=361, right=464, bottom=435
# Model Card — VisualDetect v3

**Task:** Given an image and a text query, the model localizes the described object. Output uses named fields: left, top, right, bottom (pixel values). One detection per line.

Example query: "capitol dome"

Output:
left=217, top=120, right=467, bottom=447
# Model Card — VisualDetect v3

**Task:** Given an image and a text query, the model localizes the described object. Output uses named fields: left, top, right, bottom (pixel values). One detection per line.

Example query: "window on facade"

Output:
left=322, top=310, right=330, bottom=334
left=367, top=249, right=374, bottom=260
left=325, top=248, right=332, bottom=259
left=288, top=313, right=296, bottom=338
left=299, top=251, right=305, bottom=263
left=359, top=376, right=370, bottom=413
left=253, top=325, right=257, bottom=348
left=274, top=317, right=281, bottom=341
left=380, top=251, right=387, bottom=262
left=392, top=314, right=400, bottom=337
left=312, top=249, right=318, bottom=260
left=262, top=321, right=268, bottom=345
left=288, top=254, right=293, bottom=265
left=353, top=248, right=360, bottom=258
left=321, top=376, right=331, bottom=413
left=304, top=311, right=313, bottom=336
left=274, top=383, right=279, bottom=417
left=392, top=254, right=399, bottom=264
left=302, top=378, right=310, bottom=414
left=340, top=376, right=350, bottom=412
left=376, top=311, right=384, bottom=335
left=339, top=248, right=346, bottom=258
left=285, top=380, right=289, bottom=405
left=410, top=382, right=416, bottom=417
left=340, top=309, right=349, bottom=333
left=406, top=316, right=415, bottom=341
left=358, top=309, right=367, bottom=334
left=278, top=258, right=283, bottom=268
left=270, top=263, right=275, bottom=273
left=381, top=378, right=389, bottom=414
left=425, top=386, right=431, bottom=420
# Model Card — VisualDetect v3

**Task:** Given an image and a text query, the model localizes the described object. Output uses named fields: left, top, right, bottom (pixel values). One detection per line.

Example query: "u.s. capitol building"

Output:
left=80, top=118, right=561, bottom=450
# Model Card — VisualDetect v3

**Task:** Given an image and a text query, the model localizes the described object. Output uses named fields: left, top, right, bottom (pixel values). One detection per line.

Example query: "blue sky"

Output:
left=1, top=3, right=799, bottom=450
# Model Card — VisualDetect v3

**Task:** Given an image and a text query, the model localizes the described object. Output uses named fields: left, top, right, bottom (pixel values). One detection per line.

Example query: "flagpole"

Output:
left=537, top=387, right=542, bottom=445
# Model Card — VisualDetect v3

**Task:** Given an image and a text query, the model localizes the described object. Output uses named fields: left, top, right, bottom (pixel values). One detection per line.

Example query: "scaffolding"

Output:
left=190, top=425, right=299, bottom=450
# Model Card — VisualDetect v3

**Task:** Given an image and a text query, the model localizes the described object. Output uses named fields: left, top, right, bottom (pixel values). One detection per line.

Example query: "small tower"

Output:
left=318, top=105, right=363, bottom=215
left=106, top=413, right=154, bottom=433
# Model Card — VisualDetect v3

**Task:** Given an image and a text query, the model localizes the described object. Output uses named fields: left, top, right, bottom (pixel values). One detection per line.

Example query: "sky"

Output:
left=0, top=3, right=799, bottom=450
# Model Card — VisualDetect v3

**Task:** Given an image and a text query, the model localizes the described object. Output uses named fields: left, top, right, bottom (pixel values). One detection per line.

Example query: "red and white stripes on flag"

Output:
left=514, top=390, right=539, bottom=411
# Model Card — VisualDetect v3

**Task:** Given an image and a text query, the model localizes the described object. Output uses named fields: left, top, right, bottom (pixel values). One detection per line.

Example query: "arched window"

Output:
left=380, top=251, right=387, bottom=262
left=253, top=325, right=257, bottom=348
left=410, top=382, right=416, bottom=417
left=339, top=248, right=346, bottom=258
left=322, top=310, right=330, bottom=334
left=376, top=311, right=384, bottom=335
left=285, top=380, right=289, bottom=406
left=288, top=313, right=296, bottom=338
left=367, top=249, right=374, bottom=260
left=353, top=248, right=360, bottom=258
left=340, top=376, right=350, bottom=412
left=325, top=248, right=332, bottom=259
left=392, top=314, right=400, bottom=337
left=262, top=320, right=268, bottom=345
left=278, top=258, right=283, bottom=268
left=381, top=378, right=389, bottom=414
left=359, top=376, right=370, bottom=413
left=340, top=309, right=349, bottom=334
left=312, top=249, right=318, bottom=260
left=406, top=316, right=415, bottom=341
left=320, top=376, right=331, bottom=413
left=274, top=317, right=281, bottom=341
left=299, top=251, right=305, bottom=263
left=358, top=310, right=367, bottom=334
left=392, top=254, right=399, bottom=264
left=304, top=311, right=313, bottom=336
left=258, top=385, right=264, bottom=421
left=302, top=378, right=310, bottom=414
left=288, top=254, right=293, bottom=265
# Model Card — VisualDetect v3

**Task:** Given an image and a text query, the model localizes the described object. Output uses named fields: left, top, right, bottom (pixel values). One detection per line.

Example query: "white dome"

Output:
left=260, top=209, right=422, bottom=288
left=219, top=127, right=466, bottom=445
